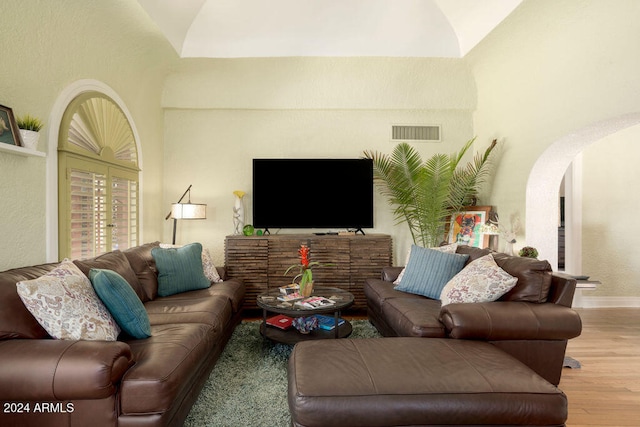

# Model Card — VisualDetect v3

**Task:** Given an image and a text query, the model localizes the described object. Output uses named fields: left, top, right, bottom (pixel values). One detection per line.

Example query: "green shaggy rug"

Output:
left=184, top=319, right=381, bottom=427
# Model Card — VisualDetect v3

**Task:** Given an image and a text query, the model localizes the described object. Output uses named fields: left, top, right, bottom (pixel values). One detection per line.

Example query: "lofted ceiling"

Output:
left=137, top=0, right=522, bottom=58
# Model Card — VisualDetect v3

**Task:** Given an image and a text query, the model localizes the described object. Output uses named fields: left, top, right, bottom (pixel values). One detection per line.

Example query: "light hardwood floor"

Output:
left=560, top=308, right=640, bottom=426
left=256, top=308, right=639, bottom=425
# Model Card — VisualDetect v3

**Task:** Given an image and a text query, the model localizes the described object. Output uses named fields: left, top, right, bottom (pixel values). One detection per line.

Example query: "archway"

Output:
left=46, top=80, right=143, bottom=262
left=525, top=112, right=640, bottom=270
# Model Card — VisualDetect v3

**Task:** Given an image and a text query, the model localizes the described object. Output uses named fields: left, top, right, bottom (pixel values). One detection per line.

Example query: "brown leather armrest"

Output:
left=216, top=266, right=228, bottom=281
left=547, top=272, right=577, bottom=307
left=440, top=301, right=582, bottom=341
left=0, top=339, right=133, bottom=400
left=381, top=266, right=404, bottom=282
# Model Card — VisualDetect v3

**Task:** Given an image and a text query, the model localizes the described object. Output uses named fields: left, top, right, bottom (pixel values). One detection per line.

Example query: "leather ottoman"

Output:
left=288, top=338, right=568, bottom=427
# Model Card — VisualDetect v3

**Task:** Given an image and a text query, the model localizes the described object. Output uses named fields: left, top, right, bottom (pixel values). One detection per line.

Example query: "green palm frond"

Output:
left=416, top=154, right=451, bottom=246
left=364, top=138, right=498, bottom=248
left=449, top=138, right=497, bottom=210
left=448, top=137, right=475, bottom=172
left=365, top=143, right=424, bottom=241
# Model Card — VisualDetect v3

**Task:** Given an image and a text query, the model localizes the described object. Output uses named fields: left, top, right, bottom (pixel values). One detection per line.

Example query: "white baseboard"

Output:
left=573, top=295, right=640, bottom=308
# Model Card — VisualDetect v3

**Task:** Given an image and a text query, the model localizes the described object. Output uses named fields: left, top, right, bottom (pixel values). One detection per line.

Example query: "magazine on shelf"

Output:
left=266, top=314, right=293, bottom=330
left=314, top=314, right=345, bottom=331
left=295, top=296, right=336, bottom=309
left=277, top=292, right=303, bottom=302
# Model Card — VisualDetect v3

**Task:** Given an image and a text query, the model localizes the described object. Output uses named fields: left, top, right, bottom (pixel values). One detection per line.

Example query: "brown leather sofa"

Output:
left=364, top=245, right=582, bottom=386
left=0, top=242, right=245, bottom=427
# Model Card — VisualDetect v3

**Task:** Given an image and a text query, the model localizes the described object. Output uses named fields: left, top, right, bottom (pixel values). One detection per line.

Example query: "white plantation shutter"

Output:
left=58, top=92, right=139, bottom=259
left=111, top=175, right=138, bottom=251
left=69, top=169, right=108, bottom=259
left=67, top=96, right=138, bottom=164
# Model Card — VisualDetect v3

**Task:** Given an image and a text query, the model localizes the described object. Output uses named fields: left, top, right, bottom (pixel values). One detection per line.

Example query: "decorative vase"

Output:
left=19, top=129, right=39, bottom=150
left=300, top=281, right=314, bottom=297
left=233, top=190, right=245, bottom=235
left=292, top=316, right=318, bottom=334
left=243, top=224, right=254, bottom=236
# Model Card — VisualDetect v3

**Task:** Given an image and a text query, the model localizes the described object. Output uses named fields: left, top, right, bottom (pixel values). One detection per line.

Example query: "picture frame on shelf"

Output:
left=446, top=206, right=493, bottom=248
left=0, top=104, right=21, bottom=147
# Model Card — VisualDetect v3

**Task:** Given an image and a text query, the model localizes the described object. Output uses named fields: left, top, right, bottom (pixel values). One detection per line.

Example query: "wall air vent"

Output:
left=391, top=125, right=441, bottom=142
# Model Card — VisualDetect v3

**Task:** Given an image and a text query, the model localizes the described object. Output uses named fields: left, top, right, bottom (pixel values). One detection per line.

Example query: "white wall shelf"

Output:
left=0, top=143, right=46, bottom=158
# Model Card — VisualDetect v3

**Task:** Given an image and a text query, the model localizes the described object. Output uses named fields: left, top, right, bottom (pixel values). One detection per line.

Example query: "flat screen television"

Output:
left=252, top=158, right=374, bottom=233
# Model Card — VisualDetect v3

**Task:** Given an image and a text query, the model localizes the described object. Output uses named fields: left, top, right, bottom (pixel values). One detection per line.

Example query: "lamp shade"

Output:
left=171, top=203, right=206, bottom=220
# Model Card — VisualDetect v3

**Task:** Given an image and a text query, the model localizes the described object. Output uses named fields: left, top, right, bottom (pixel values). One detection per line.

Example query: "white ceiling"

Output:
left=137, top=0, right=522, bottom=58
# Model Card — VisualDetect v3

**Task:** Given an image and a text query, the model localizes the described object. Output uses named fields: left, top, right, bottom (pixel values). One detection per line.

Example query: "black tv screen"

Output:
left=252, top=158, right=374, bottom=232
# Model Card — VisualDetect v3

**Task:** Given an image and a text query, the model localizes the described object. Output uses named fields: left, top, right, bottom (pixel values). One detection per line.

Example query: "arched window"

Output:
left=58, top=92, right=139, bottom=259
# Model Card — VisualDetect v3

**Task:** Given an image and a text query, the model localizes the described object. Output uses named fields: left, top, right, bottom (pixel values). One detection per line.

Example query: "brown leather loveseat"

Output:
left=0, top=242, right=244, bottom=427
left=364, top=245, right=582, bottom=386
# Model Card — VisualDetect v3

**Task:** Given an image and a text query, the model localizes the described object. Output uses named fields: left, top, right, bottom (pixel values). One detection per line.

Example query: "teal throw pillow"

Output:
left=89, top=268, right=151, bottom=339
left=394, top=245, right=469, bottom=300
left=151, top=242, right=211, bottom=297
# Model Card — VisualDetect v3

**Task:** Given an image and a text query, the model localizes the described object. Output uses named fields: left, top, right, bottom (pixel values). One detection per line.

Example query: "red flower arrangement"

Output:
left=284, top=244, right=333, bottom=295
left=299, top=245, right=310, bottom=268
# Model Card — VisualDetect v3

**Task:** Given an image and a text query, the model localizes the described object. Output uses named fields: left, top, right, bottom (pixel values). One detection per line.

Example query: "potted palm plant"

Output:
left=363, top=138, right=498, bottom=248
left=16, top=114, right=44, bottom=150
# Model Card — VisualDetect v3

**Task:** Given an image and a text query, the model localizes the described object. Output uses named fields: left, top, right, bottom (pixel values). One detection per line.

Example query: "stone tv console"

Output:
left=224, top=234, right=392, bottom=310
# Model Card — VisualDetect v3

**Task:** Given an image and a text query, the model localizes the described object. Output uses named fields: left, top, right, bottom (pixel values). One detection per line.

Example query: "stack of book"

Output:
left=277, top=292, right=303, bottom=302
left=266, top=314, right=293, bottom=330
left=314, top=314, right=345, bottom=331
left=279, top=284, right=300, bottom=295
left=265, top=313, right=345, bottom=332
left=277, top=284, right=303, bottom=302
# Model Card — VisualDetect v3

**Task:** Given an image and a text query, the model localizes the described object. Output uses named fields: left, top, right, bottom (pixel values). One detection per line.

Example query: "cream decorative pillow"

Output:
left=394, top=243, right=458, bottom=285
left=440, top=254, right=518, bottom=306
left=160, top=243, right=223, bottom=283
left=436, top=243, right=459, bottom=254
left=201, top=248, right=223, bottom=283
left=16, top=261, right=120, bottom=340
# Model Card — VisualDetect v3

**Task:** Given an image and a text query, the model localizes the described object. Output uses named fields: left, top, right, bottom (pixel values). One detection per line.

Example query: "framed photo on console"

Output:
left=0, top=104, right=21, bottom=147
left=446, top=206, right=493, bottom=248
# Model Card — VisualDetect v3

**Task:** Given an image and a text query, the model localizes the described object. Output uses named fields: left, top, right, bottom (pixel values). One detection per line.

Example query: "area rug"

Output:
left=184, top=319, right=381, bottom=427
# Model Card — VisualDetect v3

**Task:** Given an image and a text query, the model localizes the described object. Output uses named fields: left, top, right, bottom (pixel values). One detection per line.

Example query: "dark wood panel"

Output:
left=225, top=234, right=392, bottom=310
left=349, top=237, right=393, bottom=307
left=267, top=237, right=309, bottom=289
left=224, top=237, right=268, bottom=309
left=308, top=237, right=351, bottom=291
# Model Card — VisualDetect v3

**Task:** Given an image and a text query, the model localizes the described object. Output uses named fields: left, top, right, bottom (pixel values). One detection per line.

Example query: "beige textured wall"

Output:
left=0, top=0, right=176, bottom=270
left=4, top=0, right=637, bottom=304
left=162, top=58, right=477, bottom=265
left=582, top=125, right=640, bottom=297
left=468, top=0, right=640, bottom=298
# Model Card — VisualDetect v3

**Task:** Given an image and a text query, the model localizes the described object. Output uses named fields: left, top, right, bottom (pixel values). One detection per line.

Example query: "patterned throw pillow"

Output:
left=202, top=248, right=223, bottom=282
left=394, top=245, right=469, bottom=299
left=440, top=254, right=518, bottom=306
left=160, top=243, right=223, bottom=283
left=152, top=243, right=211, bottom=297
left=16, top=261, right=120, bottom=340
left=89, top=268, right=151, bottom=339
left=393, top=243, right=458, bottom=285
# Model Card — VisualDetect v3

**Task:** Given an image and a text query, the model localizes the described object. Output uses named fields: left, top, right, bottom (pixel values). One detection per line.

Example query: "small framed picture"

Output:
left=0, top=104, right=21, bottom=147
left=446, top=206, right=493, bottom=248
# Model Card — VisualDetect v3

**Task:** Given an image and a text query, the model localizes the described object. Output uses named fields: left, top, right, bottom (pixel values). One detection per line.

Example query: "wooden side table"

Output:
left=574, top=278, right=600, bottom=308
